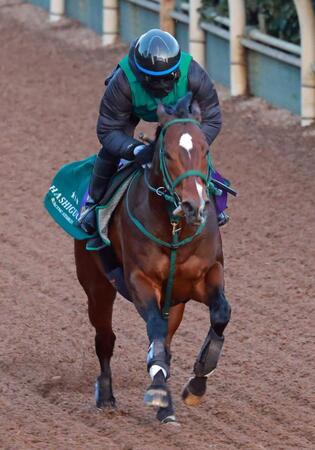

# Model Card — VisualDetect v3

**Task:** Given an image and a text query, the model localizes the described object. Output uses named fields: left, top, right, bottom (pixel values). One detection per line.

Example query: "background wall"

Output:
left=24, top=0, right=315, bottom=124
left=65, top=0, right=103, bottom=35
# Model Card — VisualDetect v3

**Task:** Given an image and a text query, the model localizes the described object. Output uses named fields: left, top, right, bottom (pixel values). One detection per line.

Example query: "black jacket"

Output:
left=96, top=56, right=222, bottom=161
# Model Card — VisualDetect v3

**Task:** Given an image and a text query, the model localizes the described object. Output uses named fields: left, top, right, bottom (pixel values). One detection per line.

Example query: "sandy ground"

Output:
left=0, top=2, right=314, bottom=449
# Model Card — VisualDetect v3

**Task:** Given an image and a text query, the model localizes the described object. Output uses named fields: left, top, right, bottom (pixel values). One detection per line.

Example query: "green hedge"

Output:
left=201, top=0, right=315, bottom=45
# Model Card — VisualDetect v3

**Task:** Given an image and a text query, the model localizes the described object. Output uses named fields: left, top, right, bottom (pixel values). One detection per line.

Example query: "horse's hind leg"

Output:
left=182, top=263, right=231, bottom=406
left=75, top=240, right=117, bottom=408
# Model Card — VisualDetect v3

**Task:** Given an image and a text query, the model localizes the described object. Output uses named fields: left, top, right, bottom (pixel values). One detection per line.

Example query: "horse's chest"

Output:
left=171, top=256, right=209, bottom=302
left=176, top=258, right=205, bottom=280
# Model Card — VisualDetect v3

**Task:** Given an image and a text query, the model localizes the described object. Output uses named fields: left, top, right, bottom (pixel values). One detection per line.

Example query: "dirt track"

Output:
left=0, top=2, right=314, bottom=449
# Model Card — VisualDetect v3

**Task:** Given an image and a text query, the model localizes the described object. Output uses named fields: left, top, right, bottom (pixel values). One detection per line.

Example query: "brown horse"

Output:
left=74, top=94, right=231, bottom=424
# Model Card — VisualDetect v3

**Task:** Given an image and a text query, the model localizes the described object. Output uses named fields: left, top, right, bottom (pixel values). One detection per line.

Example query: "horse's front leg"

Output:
left=182, top=262, right=231, bottom=406
left=129, top=270, right=176, bottom=422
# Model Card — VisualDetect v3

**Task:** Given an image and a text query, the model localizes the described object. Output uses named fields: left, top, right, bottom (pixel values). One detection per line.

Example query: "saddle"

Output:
left=44, top=154, right=137, bottom=242
left=94, top=163, right=138, bottom=247
left=99, top=161, right=137, bottom=206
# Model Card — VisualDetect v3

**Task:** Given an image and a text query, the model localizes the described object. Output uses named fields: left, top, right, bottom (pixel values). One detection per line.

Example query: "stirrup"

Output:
left=218, top=212, right=229, bottom=227
left=78, top=200, right=97, bottom=234
left=86, top=235, right=107, bottom=251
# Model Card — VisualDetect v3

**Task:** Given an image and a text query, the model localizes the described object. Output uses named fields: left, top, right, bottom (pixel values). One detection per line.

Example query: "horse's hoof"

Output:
left=96, top=397, right=116, bottom=409
left=165, top=421, right=181, bottom=428
left=182, top=377, right=207, bottom=406
left=182, top=386, right=203, bottom=406
left=144, top=387, right=169, bottom=408
left=95, top=379, right=116, bottom=409
left=160, top=415, right=180, bottom=426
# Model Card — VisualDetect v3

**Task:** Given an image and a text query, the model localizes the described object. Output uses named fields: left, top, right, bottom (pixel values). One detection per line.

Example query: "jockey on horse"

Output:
left=78, top=29, right=229, bottom=243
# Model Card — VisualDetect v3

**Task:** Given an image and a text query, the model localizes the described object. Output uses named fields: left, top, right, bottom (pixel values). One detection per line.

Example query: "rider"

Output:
left=79, top=29, right=229, bottom=236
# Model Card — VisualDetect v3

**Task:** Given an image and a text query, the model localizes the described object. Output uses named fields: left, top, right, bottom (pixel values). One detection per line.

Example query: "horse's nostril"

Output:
left=182, top=201, right=197, bottom=216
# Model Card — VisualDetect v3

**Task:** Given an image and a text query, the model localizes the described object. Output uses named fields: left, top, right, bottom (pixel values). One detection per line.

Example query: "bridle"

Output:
left=144, top=118, right=220, bottom=208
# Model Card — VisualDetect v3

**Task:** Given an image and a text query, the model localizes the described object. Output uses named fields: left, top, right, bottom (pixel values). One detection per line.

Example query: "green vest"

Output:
left=119, top=52, right=192, bottom=122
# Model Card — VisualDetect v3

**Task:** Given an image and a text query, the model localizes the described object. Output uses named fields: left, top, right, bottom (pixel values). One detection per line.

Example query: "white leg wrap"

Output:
left=149, top=364, right=167, bottom=380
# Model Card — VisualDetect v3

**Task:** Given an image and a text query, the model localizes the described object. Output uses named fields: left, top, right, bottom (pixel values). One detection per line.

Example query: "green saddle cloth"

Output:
left=44, top=154, right=137, bottom=242
left=44, top=155, right=96, bottom=240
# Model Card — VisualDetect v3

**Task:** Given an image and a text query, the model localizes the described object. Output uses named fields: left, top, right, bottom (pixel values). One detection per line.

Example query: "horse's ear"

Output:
left=157, top=102, right=171, bottom=125
left=175, top=92, right=193, bottom=118
left=191, top=100, right=201, bottom=122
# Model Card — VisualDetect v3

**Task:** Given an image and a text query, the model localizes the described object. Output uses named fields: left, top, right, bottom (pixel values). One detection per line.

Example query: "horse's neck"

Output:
left=148, top=160, right=164, bottom=191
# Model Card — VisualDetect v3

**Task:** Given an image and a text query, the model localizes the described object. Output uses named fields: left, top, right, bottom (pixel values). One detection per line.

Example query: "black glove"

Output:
left=133, top=143, right=155, bottom=167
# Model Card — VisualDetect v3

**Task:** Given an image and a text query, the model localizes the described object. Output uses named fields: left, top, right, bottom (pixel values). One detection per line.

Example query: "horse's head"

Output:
left=154, top=93, right=212, bottom=226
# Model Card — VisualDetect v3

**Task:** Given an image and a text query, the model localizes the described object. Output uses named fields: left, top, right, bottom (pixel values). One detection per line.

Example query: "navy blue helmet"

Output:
left=134, top=29, right=181, bottom=77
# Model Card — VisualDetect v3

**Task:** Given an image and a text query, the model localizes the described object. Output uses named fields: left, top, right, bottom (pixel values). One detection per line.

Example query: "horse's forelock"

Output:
left=155, top=92, right=199, bottom=138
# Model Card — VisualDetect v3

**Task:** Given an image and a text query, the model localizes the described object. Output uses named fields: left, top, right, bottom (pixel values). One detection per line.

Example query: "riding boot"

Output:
left=211, top=170, right=231, bottom=227
left=78, top=155, right=118, bottom=243
left=217, top=211, right=230, bottom=227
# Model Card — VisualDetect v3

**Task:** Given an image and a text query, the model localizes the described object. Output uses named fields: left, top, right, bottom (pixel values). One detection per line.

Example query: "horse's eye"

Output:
left=165, top=153, right=172, bottom=161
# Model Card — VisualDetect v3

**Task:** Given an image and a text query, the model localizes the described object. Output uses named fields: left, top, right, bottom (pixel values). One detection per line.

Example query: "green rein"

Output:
left=126, top=118, right=221, bottom=319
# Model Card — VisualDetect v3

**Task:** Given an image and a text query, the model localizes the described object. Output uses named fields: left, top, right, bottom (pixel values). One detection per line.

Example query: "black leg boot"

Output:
left=78, top=155, right=118, bottom=248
